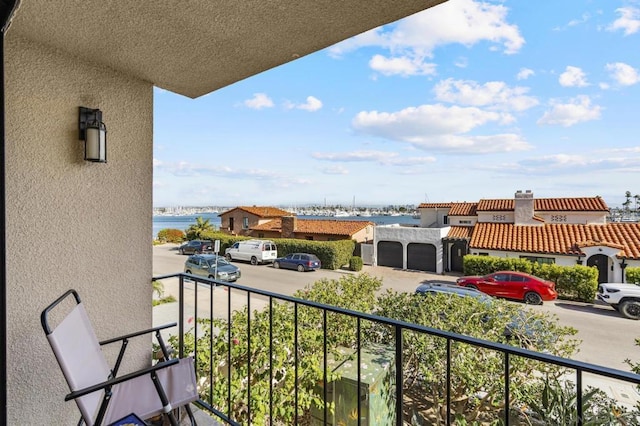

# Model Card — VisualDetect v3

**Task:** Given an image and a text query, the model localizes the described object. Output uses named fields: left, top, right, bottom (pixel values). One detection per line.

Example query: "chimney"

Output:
left=281, top=216, right=296, bottom=238
left=514, top=189, right=536, bottom=225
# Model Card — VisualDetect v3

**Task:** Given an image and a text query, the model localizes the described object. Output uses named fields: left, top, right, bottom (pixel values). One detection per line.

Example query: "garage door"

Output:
left=377, top=241, right=403, bottom=268
left=407, top=243, right=436, bottom=272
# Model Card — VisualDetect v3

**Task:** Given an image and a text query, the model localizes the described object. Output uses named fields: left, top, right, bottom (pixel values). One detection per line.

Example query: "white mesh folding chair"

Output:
left=41, top=289, right=199, bottom=426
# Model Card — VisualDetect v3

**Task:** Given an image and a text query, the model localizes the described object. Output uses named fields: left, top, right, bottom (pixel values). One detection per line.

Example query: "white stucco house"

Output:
left=374, top=190, right=640, bottom=282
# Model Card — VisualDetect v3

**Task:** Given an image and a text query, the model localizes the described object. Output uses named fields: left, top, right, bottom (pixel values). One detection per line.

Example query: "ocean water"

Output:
left=152, top=213, right=420, bottom=238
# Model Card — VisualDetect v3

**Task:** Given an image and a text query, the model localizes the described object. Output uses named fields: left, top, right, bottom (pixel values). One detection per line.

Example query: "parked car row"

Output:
left=181, top=239, right=322, bottom=281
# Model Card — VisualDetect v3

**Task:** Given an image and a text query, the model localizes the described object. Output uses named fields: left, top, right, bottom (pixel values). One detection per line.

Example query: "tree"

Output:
left=634, top=194, right=640, bottom=212
left=185, top=216, right=215, bottom=239
left=623, top=191, right=632, bottom=211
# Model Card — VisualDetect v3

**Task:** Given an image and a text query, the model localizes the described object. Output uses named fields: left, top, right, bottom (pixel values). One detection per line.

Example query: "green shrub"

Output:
left=173, top=273, right=587, bottom=424
left=156, top=228, right=185, bottom=243
left=626, top=267, right=640, bottom=284
left=349, top=256, right=363, bottom=271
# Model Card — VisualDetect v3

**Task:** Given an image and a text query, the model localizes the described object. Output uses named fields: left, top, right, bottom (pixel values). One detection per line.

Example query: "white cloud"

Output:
left=313, top=151, right=436, bottom=166
left=434, top=78, right=538, bottom=111
left=517, top=154, right=640, bottom=174
left=155, top=160, right=284, bottom=181
left=608, top=7, right=640, bottom=35
left=320, top=166, right=349, bottom=175
left=153, top=158, right=163, bottom=167
left=285, top=96, right=323, bottom=111
left=454, top=57, right=468, bottom=68
left=329, top=0, right=524, bottom=59
left=537, top=96, right=602, bottom=127
left=244, top=93, right=274, bottom=109
left=369, top=54, right=437, bottom=77
left=298, top=96, right=323, bottom=111
left=312, top=150, right=397, bottom=163
left=605, top=62, right=640, bottom=86
left=352, top=104, right=531, bottom=154
left=516, top=68, right=534, bottom=80
left=558, top=66, right=589, bottom=87
left=554, top=13, right=590, bottom=31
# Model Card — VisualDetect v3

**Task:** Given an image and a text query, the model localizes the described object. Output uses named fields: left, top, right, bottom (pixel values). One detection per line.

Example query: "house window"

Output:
left=459, top=220, right=471, bottom=224
left=242, top=217, right=249, bottom=229
left=520, top=256, right=555, bottom=265
left=477, top=252, right=488, bottom=256
left=305, top=236, right=313, bottom=240
left=443, top=215, right=449, bottom=224
left=258, top=233, right=264, bottom=238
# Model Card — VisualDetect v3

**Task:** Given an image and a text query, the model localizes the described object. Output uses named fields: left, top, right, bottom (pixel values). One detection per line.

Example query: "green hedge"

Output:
left=195, top=231, right=356, bottom=270
left=156, top=228, right=186, bottom=244
left=463, top=255, right=599, bottom=302
left=349, top=256, right=363, bottom=271
left=627, top=267, right=640, bottom=284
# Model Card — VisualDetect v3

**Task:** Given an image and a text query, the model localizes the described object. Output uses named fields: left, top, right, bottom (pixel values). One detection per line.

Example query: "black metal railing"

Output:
left=153, top=272, right=640, bottom=426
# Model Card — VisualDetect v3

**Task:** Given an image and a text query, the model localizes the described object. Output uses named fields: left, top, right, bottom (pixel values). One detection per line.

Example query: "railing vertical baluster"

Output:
left=295, top=303, right=299, bottom=425
left=446, top=338, right=451, bottom=426
left=323, top=309, right=328, bottom=426
left=577, top=369, right=583, bottom=426
left=395, top=325, right=403, bottom=426
left=504, top=352, right=510, bottom=426
left=227, top=281, right=231, bottom=419
left=209, top=279, right=214, bottom=407
left=247, top=292, right=251, bottom=424
left=194, top=278, right=198, bottom=376
left=357, top=317, right=361, bottom=426
left=178, top=275, right=184, bottom=358
left=269, top=297, right=273, bottom=424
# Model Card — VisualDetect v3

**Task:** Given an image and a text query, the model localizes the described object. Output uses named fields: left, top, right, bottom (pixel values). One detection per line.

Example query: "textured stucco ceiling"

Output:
left=8, top=0, right=446, bottom=98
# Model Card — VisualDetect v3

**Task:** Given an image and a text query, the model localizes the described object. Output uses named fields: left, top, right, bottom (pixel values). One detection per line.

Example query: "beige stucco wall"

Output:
left=5, top=35, right=153, bottom=424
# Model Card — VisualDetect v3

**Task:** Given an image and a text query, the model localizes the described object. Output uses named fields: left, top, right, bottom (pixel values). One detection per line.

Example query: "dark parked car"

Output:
left=456, top=271, right=557, bottom=305
left=416, top=280, right=491, bottom=302
left=178, top=240, right=213, bottom=255
left=273, top=253, right=321, bottom=272
left=416, top=281, right=555, bottom=347
left=184, top=254, right=241, bottom=282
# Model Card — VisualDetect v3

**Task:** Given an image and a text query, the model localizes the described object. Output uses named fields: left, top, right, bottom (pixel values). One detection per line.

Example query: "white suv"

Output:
left=597, top=283, right=640, bottom=320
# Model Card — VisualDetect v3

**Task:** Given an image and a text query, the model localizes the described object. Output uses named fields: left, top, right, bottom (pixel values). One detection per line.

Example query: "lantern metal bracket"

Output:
left=78, top=107, right=102, bottom=141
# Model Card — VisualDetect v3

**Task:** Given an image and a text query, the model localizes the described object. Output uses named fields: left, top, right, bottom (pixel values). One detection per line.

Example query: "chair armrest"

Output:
left=64, top=358, right=180, bottom=401
left=99, top=323, right=177, bottom=346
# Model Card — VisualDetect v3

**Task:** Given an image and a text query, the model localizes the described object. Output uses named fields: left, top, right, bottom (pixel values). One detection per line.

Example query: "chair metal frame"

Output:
left=41, top=289, right=197, bottom=426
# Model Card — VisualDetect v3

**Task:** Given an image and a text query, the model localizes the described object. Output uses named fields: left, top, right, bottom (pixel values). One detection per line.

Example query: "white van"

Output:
left=225, top=239, right=278, bottom=265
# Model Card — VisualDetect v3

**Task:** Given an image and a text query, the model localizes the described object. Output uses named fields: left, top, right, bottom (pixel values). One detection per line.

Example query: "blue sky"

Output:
left=153, top=0, right=640, bottom=209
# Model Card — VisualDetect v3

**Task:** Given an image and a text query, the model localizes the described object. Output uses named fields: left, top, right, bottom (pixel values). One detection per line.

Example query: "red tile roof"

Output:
left=470, top=222, right=640, bottom=259
left=477, top=199, right=513, bottom=211
left=251, top=218, right=374, bottom=237
left=219, top=206, right=293, bottom=218
left=448, top=203, right=477, bottom=216
left=476, top=197, right=609, bottom=212
left=447, top=226, right=474, bottom=239
left=418, top=203, right=452, bottom=209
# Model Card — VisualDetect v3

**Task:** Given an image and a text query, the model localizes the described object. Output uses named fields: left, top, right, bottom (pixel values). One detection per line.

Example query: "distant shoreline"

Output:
left=152, top=213, right=420, bottom=238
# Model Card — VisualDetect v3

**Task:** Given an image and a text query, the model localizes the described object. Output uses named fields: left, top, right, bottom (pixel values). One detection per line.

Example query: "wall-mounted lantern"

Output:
left=78, top=107, right=107, bottom=163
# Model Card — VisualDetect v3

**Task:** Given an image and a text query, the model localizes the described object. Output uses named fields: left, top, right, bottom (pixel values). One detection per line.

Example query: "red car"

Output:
left=456, top=271, right=557, bottom=305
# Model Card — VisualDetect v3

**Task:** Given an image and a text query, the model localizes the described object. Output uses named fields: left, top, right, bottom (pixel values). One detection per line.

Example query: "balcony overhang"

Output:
left=8, top=0, right=447, bottom=98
